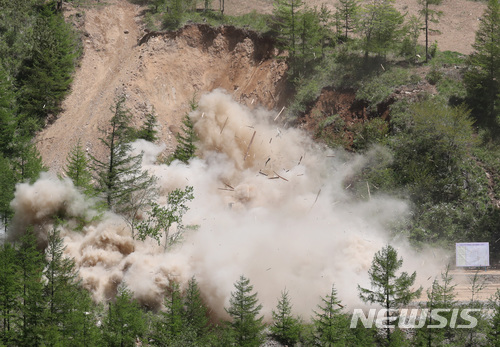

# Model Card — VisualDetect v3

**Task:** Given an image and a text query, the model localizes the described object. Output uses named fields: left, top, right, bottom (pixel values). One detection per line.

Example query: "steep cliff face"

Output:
left=36, top=0, right=288, bottom=172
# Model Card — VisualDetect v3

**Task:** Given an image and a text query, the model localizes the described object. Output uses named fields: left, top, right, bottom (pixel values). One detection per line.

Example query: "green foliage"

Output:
left=270, top=289, right=302, bottom=346
left=0, top=242, right=19, bottom=345
left=134, top=111, right=159, bottom=143
left=91, top=97, right=157, bottom=218
left=312, top=285, right=351, bottom=346
left=488, top=289, right=500, bottom=344
left=335, top=0, right=359, bottom=41
left=17, top=4, right=80, bottom=124
left=356, top=67, right=413, bottom=110
left=426, top=66, right=442, bottom=85
left=0, top=154, right=15, bottom=231
left=64, top=139, right=94, bottom=195
left=104, top=285, right=146, bottom=347
left=358, top=245, right=422, bottom=344
left=351, top=118, right=389, bottom=151
left=464, top=0, right=500, bottom=125
left=170, top=113, right=198, bottom=164
left=357, top=0, right=405, bottom=58
left=137, top=186, right=194, bottom=249
left=225, top=275, right=265, bottom=347
left=418, top=0, right=443, bottom=62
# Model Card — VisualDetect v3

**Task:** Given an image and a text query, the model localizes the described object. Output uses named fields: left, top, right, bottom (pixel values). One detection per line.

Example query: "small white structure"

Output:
left=456, top=242, right=490, bottom=267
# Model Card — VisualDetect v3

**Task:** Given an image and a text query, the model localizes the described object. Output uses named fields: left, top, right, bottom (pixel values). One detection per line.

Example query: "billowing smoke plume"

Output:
left=9, top=89, right=448, bottom=319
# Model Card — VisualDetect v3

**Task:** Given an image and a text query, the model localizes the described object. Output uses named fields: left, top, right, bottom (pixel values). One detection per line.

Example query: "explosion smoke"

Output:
left=9, top=89, right=448, bottom=319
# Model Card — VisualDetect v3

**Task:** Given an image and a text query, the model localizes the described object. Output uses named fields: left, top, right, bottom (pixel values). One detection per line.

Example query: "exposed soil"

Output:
left=36, top=0, right=288, bottom=171
left=34, top=0, right=496, bottom=302
left=225, top=0, right=486, bottom=55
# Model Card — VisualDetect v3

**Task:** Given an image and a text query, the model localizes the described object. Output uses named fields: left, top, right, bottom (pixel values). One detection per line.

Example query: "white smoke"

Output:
left=8, top=89, right=449, bottom=319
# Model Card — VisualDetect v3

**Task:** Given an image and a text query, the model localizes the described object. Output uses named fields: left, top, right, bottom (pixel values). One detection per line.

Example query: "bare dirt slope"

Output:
left=36, top=0, right=287, bottom=172
left=224, top=0, right=486, bottom=55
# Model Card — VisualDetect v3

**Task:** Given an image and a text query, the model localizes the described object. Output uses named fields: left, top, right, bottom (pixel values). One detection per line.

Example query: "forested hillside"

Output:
left=2, top=0, right=500, bottom=345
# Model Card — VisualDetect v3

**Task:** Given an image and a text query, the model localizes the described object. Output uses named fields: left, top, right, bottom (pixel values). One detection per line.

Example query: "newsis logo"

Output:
left=350, top=308, right=481, bottom=329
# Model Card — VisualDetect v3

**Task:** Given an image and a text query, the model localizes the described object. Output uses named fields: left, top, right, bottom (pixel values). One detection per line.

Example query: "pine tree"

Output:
left=488, top=289, right=500, bottom=345
left=65, top=139, right=94, bottom=195
left=17, top=228, right=46, bottom=346
left=357, top=0, right=405, bottom=59
left=418, top=0, right=443, bottom=62
left=335, top=0, right=359, bottom=41
left=11, top=137, right=45, bottom=184
left=358, top=245, right=422, bottom=344
left=183, top=277, right=209, bottom=340
left=135, top=112, right=159, bottom=143
left=0, top=65, right=16, bottom=156
left=17, top=4, right=79, bottom=123
left=91, top=96, right=157, bottom=224
left=104, top=285, right=146, bottom=347
left=225, top=275, right=265, bottom=347
left=272, top=0, right=304, bottom=73
left=296, top=7, right=322, bottom=72
left=44, top=227, right=86, bottom=345
left=170, top=114, right=197, bottom=164
left=0, top=155, right=15, bottom=232
left=414, top=265, right=456, bottom=346
left=464, top=0, right=500, bottom=124
left=0, top=242, right=20, bottom=345
left=270, top=289, right=301, bottom=346
left=312, top=285, right=350, bottom=346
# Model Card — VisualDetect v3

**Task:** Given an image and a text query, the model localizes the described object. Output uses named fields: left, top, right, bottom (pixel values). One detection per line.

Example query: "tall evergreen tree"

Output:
left=464, top=0, right=500, bottom=125
left=43, top=228, right=86, bottom=345
left=418, top=0, right=443, bottom=62
left=225, top=275, right=265, bottom=347
left=357, top=0, right=405, bottom=59
left=103, top=285, right=146, bottom=347
left=0, top=242, right=20, bottom=345
left=170, top=114, right=198, bottom=164
left=91, top=96, right=157, bottom=221
left=11, top=137, right=45, bottom=184
left=358, top=245, right=422, bottom=345
left=17, top=228, right=46, bottom=347
left=65, top=139, right=94, bottom=195
left=414, top=265, right=457, bottom=346
left=272, top=0, right=304, bottom=73
left=312, top=285, right=350, bottom=346
left=0, top=65, right=16, bottom=156
left=183, top=276, right=209, bottom=340
left=335, top=0, right=359, bottom=41
left=0, top=154, right=15, bottom=232
left=270, top=289, right=301, bottom=346
left=17, top=4, right=79, bottom=123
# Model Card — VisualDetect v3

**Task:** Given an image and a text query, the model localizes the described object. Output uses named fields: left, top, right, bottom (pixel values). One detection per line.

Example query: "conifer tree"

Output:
left=11, top=137, right=45, bottom=184
left=65, top=139, right=94, bottom=195
left=357, top=0, right=405, bottom=59
left=104, top=285, right=146, bottom=347
left=0, top=242, right=20, bottom=345
left=488, top=289, right=500, bottom=345
left=225, top=275, right=265, bottom=347
left=0, top=155, right=15, bottom=232
left=418, top=0, right=443, bottom=62
left=183, top=276, right=209, bottom=340
left=271, top=289, right=301, bottom=346
left=0, top=66, right=16, bottom=156
left=464, top=0, right=500, bottom=124
left=17, top=228, right=46, bottom=346
left=414, top=265, right=456, bottom=346
left=312, top=285, right=350, bottom=346
left=17, top=4, right=78, bottom=122
left=171, top=114, right=197, bottom=164
left=135, top=112, right=159, bottom=143
left=44, top=228, right=87, bottom=344
left=91, top=96, right=157, bottom=220
left=335, top=0, right=359, bottom=41
left=358, top=245, right=422, bottom=344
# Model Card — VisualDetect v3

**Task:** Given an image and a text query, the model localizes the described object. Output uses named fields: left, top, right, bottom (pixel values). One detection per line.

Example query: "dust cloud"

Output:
left=8, top=89, right=448, bottom=319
